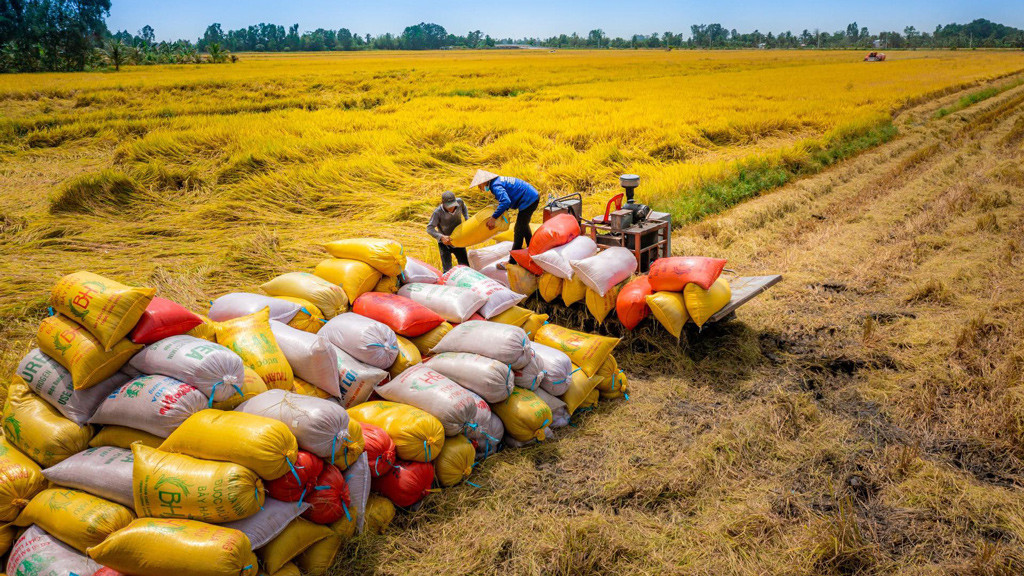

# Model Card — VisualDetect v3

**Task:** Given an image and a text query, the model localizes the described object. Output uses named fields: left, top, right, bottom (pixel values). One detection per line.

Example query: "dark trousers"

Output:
left=509, top=199, right=540, bottom=258
left=438, top=242, right=469, bottom=272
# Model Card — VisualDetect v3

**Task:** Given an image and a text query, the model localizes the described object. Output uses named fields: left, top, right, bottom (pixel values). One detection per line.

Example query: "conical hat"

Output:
left=470, top=169, right=499, bottom=188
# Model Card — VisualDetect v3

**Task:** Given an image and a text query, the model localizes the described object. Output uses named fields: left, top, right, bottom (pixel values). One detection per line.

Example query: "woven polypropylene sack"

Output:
left=268, top=322, right=340, bottom=397
left=37, top=315, right=141, bottom=390
left=0, top=437, right=46, bottom=521
left=129, top=335, right=246, bottom=402
left=510, top=249, right=545, bottom=276
left=188, top=314, right=219, bottom=342
left=208, top=293, right=301, bottom=324
left=89, top=375, right=205, bottom=438
left=433, top=434, right=475, bottom=487
left=8, top=525, right=102, bottom=576
left=333, top=346, right=389, bottom=409
left=425, top=352, right=513, bottom=403
left=561, top=275, right=587, bottom=306
left=352, top=292, right=445, bottom=337
left=449, top=205, right=509, bottom=248
left=359, top=422, right=396, bottom=478
left=261, top=272, right=349, bottom=319
left=562, top=366, right=601, bottom=414
left=649, top=256, right=727, bottom=292
left=133, top=443, right=264, bottom=523
left=89, top=425, right=163, bottom=450
left=342, top=453, right=370, bottom=532
left=129, top=296, right=204, bottom=344
left=396, top=283, right=487, bottom=324
left=347, top=401, right=445, bottom=463
left=531, top=235, right=597, bottom=279
left=215, top=309, right=294, bottom=391
left=224, top=497, right=310, bottom=550
left=442, top=266, right=525, bottom=318
left=532, top=342, right=572, bottom=396
left=430, top=320, right=531, bottom=367
left=260, top=518, right=333, bottom=575
left=490, top=388, right=552, bottom=443
left=298, top=533, right=343, bottom=576
left=319, top=312, right=399, bottom=370
left=535, top=389, right=570, bottom=428
left=468, top=241, right=513, bottom=270
left=388, top=335, right=421, bottom=379
left=464, top=393, right=504, bottom=458
left=270, top=296, right=325, bottom=333
left=337, top=419, right=365, bottom=469
left=522, top=313, right=549, bottom=340
left=363, top=494, right=395, bottom=534
left=3, top=378, right=93, bottom=467
left=538, top=273, right=563, bottom=303
left=480, top=261, right=511, bottom=287
left=266, top=450, right=322, bottom=502
left=301, top=463, right=351, bottom=524
left=237, top=389, right=348, bottom=460
left=17, top=348, right=128, bottom=425
left=323, top=238, right=407, bottom=277
left=646, top=291, right=689, bottom=338
left=506, top=262, right=540, bottom=296
left=585, top=281, right=623, bottom=324
left=684, top=277, right=732, bottom=328
left=87, top=518, right=258, bottom=576
left=50, top=271, right=155, bottom=352
left=159, top=409, right=299, bottom=481
left=212, top=367, right=268, bottom=411
left=372, top=460, right=434, bottom=507
left=616, top=275, right=653, bottom=330
left=408, top=321, right=452, bottom=357
left=513, top=352, right=542, bottom=391
left=528, top=214, right=580, bottom=255
left=489, top=306, right=532, bottom=328
left=533, top=324, right=619, bottom=378
left=570, top=247, right=638, bottom=297
left=375, top=365, right=478, bottom=436
left=313, top=258, right=383, bottom=304
left=42, top=446, right=133, bottom=507
left=15, top=488, right=134, bottom=553
left=401, top=257, right=442, bottom=285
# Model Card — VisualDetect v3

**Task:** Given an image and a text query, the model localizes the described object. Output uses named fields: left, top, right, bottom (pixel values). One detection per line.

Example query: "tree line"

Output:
left=1, top=1, right=1022, bottom=74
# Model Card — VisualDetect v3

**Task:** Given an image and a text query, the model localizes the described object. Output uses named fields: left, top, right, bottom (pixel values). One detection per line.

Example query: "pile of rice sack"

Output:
left=0, top=237, right=626, bottom=576
left=467, top=214, right=733, bottom=337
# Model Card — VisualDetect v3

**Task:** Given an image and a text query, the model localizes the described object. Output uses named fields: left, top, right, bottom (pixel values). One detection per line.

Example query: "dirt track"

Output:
left=344, top=75, right=1024, bottom=575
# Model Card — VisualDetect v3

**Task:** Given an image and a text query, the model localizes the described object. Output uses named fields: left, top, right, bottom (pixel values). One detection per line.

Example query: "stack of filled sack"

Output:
left=0, top=236, right=627, bottom=576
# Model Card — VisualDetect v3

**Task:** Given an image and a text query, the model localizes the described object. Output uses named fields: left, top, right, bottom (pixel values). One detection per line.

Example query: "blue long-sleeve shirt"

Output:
left=489, top=177, right=540, bottom=219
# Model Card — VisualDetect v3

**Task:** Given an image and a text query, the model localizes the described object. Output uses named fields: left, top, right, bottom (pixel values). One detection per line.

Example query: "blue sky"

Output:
left=107, top=0, right=1023, bottom=42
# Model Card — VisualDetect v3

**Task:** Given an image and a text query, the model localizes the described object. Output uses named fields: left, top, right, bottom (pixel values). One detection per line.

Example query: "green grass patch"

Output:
left=934, top=78, right=1024, bottom=118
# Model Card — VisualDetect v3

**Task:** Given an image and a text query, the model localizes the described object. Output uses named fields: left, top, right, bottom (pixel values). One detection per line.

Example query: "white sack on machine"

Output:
left=532, top=236, right=597, bottom=280
left=570, top=247, right=638, bottom=297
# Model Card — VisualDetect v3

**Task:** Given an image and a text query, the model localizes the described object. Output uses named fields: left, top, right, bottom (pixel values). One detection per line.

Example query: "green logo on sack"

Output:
left=52, top=333, right=72, bottom=355
left=154, top=475, right=190, bottom=516
left=3, top=416, right=21, bottom=444
left=67, top=297, right=90, bottom=322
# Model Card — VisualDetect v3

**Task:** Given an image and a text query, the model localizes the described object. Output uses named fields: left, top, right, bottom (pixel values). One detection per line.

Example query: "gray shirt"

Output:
left=426, top=199, right=469, bottom=241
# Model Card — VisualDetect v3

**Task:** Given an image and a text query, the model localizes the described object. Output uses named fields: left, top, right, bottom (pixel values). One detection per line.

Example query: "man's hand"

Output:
left=485, top=217, right=497, bottom=230
left=441, top=235, right=452, bottom=246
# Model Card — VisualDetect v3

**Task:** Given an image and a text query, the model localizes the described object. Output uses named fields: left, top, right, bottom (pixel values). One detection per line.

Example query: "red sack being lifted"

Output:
left=649, top=257, right=727, bottom=292
left=372, top=460, right=434, bottom=508
left=302, top=463, right=352, bottom=524
left=352, top=292, right=445, bottom=337
left=94, top=569, right=127, bottom=576
left=267, top=450, right=324, bottom=502
left=129, top=297, right=204, bottom=344
left=510, top=249, right=544, bottom=276
left=616, top=276, right=654, bottom=330
left=359, top=422, right=396, bottom=478
left=528, top=214, right=580, bottom=255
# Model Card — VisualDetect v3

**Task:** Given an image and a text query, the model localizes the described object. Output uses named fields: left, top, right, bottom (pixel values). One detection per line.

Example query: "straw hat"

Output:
left=470, top=169, right=499, bottom=188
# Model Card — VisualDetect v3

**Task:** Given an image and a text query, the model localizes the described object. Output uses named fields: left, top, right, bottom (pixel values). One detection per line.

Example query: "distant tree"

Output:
left=206, top=41, right=228, bottom=63
left=401, top=22, right=446, bottom=49
left=338, top=27, right=353, bottom=50
left=139, top=24, right=154, bottom=46
left=587, top=29, right=605, bottom=48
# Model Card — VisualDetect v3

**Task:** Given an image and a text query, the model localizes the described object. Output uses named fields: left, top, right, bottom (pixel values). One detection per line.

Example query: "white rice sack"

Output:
left=222, top=498, right=311, bottom=550
left=513, top=353, right=543, bottom=392
left=534, top=389, right=570, bottom=429
left=269, top=321, right=340, bottom=397
left=570, top=247, right=638, bottom=297
left=16, top=348, right=129, bottom=425
left=7, top=525, right=102, bottom=576
left=468, top=241, right=513, bottom=270
left=425, top=352, right=513, bottom=403
left=41, top=446, right=134, bottom=507
left=334, top=346, right=389, bottom=409
left=320, top=312, right=398, bottom=370
left=89, top=375, right=206, bottom=437
left=443, top=266, right=524, bottom=318
left=237, top=389, right=348, bottom=459
left=396, top=283, right=486, bottom=324
left=401, top=257, right=442, bottom=285
left=375, top=364, right=478, bottom=435
left=532, top=236, right=598, bottom=279
left=128, top=335, right=246, bottom=402
left=463, top=390, right=504, bottom=459
left=479, top=262, right=510, bottom=287
left=532, top=342, right=573, bottom=396
left=430, top=321, right=531, bottom=367
left=208, top=292, right=302, bottom=323
left=342, top=453, right=370, bottom=533
left=503, top=428, right=551, bottom=449
left=510, top=342, right=536, bottom=371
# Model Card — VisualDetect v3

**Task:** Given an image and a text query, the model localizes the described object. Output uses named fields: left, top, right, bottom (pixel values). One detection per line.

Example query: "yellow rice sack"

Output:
left=89, top=425, right=163, bottom=449
left=313, top=258, right=382, bottom=303
left=533, top=324, right=619, bottom=377
left=212, top=367, right=268, bottom=411
left=132, top=444, right=265, bottom=523
left=0, top=437, right=46, bottom=521
left=373, top=275, right=400, bottom=294
left=16, top=488, right=134, bottom=553
left=188, top=314, right=219, bottom=342
left=522, top=313, right=549, bottom=340
left=561, top=275, right=587, bottom=306
left=0, top=524, right=13, bottom=556
left=595, top=356, right=629, bottom=398
left=491, top=388, right=552, bottom=442
left=433, top=434, right=475, bottom=487
left=336, top=418, right=364, bottom=469
left=684, top=277, right=732, bottom=328
left=363, top=494, right=395, bottom=534
left=450, top=206, right=509, bottom=248
left=489, top=306, right=532, bottom=328
left=160, top=410, right=299, bottom=481
left=298, top=534, right=343, bottom=576
left=389, top=335, right=422, bottom=378
left=3, top=377, right=92, bottom=467
left=506, top=263, right=538, bottom=296
left=291, top=376, right=332, bottom=399
left=348, top=401, right=445, bottom=463
left=263, top=563, right=301, bottom=576
left=215, top=308, right=293, bottom=390
left=38, top=315, right=141, bottom=390
left=409, top=321, right=452, bottom=357
left=561, top=366, right=602, bottom=415
left=600, top=370, right=629, bottom=400
left=579, top=388, right=600, bottom=410
left=260, top=272, right=349, bottom=319
left=494, top=222, right=539, bottom=243
left=646, top=291, right=689, bottom=339
left=330, top=512, right=357, bottom=540
left=585, top=282, right=623, bottom=324
left=87, top=518, right=258, bottom=576
left=323, top=238, right=407, bottom=277
left=274, top=296, right=325, bottom=333
left=538, top=273, right=563, bottom=303
left=261, top=518, right=333, bottom=575
left=50, top=271, right=155, bottom=352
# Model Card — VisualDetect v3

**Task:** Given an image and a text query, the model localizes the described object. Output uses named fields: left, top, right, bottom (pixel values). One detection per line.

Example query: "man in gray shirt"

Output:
left=427, top=191, right=470, bottom=272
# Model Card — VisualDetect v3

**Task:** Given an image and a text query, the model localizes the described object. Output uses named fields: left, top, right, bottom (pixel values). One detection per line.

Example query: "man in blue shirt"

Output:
left=470, top=169, right=540, bottom=264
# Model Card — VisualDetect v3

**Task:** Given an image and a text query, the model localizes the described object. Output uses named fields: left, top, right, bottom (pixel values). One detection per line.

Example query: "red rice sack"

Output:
left=267, top=451, right=323, bottom=503
left=129, top=297, right=203, bottom=344
left=510, top=249, right=544, bottom=275
left=648, top=256, right=727, bottom=291
left=301, top=464, right=351, bottom=524
left=352, top=293, right=445, bottom=337
left=616, top=275, right=654, bottom=330
left=359, top=422, right=396, bottom=478
left=528, top=214, right=580, bottom=255
left=372, top=460, right=434, bottom=508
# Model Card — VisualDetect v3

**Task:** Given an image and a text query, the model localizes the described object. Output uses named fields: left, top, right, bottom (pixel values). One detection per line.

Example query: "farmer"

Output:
left=470, top=169, right=540, bottom=265
left=426, top=190, right=470, bottom=272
